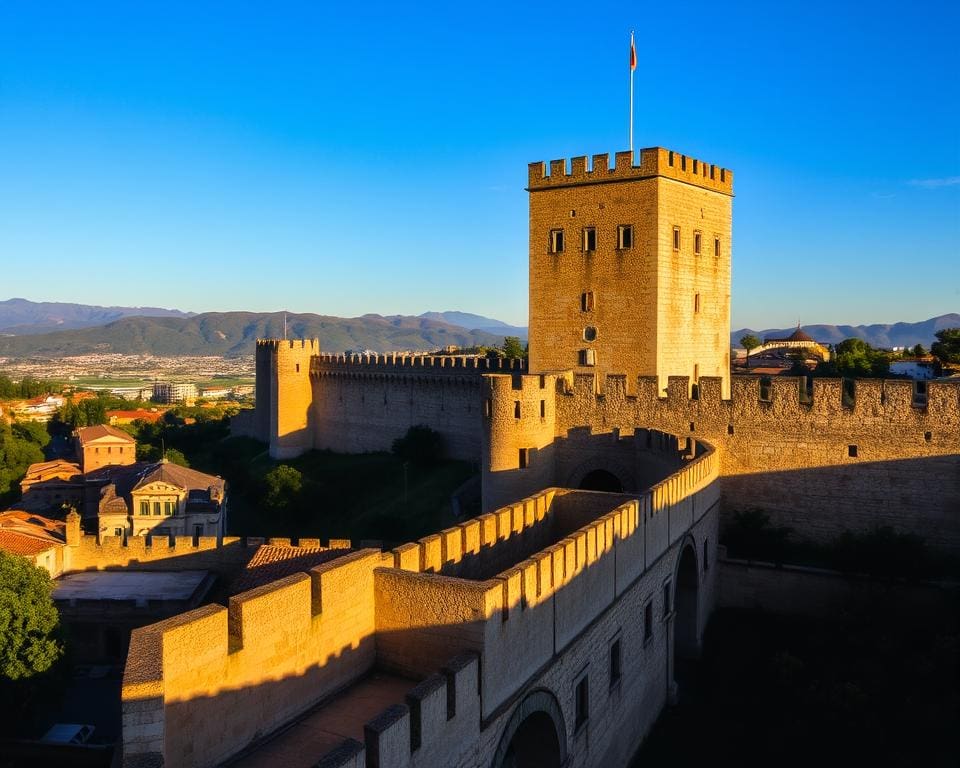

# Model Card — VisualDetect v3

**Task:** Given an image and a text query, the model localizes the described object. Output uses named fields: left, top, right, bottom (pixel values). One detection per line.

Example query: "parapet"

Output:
left=527, top=147, right=733, bottom=195
left=312, top=353, right=527, bottom=378
left=256, top=338, right=321, bottom=353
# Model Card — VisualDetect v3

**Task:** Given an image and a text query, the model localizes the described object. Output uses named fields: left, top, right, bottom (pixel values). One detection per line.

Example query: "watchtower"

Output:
left=255, top=338, right=319, bottom=459
left=527, top=148, right=733, bottom=397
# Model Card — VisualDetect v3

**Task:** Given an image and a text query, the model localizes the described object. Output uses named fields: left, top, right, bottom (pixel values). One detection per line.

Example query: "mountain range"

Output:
left=0, top=310, right=509, bottom=358
left=730, top=315, right=959, bottom=350
left=0, top=297, right=193, bottom=335
left=0, top=299, right=954, bottom=358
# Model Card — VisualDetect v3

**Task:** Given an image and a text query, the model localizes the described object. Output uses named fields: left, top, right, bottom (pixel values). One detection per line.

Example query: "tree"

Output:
left=830, top=338, right=890, bottom=378
left=0, top=422, right=45, bottom=504
left=501, top=336, right=526, bottom=359
left=740, top=334, right=761, bottom=368
left=263, top=465, right=302, bottom=510
left=0, top=552, right=63, bottom=680
left=163, top=448, right=190, bottom=467
left=11, top=420, right=51, bottom=450
left=931, top=328, right=960, bottom=366
left=911, top=343, right=926, bottom=357
left=392, top=425, right=444, bottom=467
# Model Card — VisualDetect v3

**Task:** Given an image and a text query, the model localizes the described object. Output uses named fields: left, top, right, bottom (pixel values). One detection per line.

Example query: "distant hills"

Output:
left=0, top=298, right=953, bottom=358
left=0, top=311, right=507, bottom=358
left=0, top=298, right=193, bottom=335
left=419, top=311, right=528, bottom=339
left=731, top=314, right=960, bottom=349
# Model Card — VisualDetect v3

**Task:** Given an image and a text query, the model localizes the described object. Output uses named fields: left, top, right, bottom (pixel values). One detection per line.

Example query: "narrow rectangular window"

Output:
left=662, top=582, right=672, bottom=618
left=518, top=448, right=528, bottom=469
left=484, top=398, right=492, bottom=417
left=668, top=151, right=674, bottom=166
left=672, top=226, right=681, bottom=252
left=575, top=676, right=589, bottom=730
left=581, top=291, right=595, bottom=312
left=513, top=401, right=521, bottom=419
left=694, top=230, right=702, bottom=256
left=579, top=349, right=596, bottom=366
left=692, top=159, right=698, bottom=174
left=609, top=639, right=622, bottom=688
left=617, top=225, right=633, bottom=249
left=714, top=237, right=721, bottom=258
left=848, top=444, right=858, bottom=458
left=681, top=155, right=687, bottom=171
left=140, top=500, right=149, bottom=516
left=114, top=527, right=124, bottom=538
left=644, top=601, right=653, bottom=643
left=694, top=293, right=701, bottom=313
left=164, top=501, right=175, bottom=516
left=153, top=501, right=161, bottom=516
left=540, top=400, right=546, bottom=418
left=295, top=363, right=300, bottom=373
left=582, top=227, right=596, bottom=252
left=549, top=229, right=564, bottom=253
left=710, top=165, right=716, bottom=180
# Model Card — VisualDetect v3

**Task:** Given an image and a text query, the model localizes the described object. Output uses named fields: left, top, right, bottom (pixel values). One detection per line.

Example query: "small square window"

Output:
left=714, top=237, right=721, bottom=258
left=848, top=444, right=858, bottom=458
left=609, top=639, right=622, bottom=688
left=549, top=229, right=565, bottom=253
left=518, top=448, right=529, bottom=469
left=644, top=601, right=653, bottom=643
left=694, top=231, right=702, bottom=256
left=579, top=349, right=596, bottom=367
left=583, top=227, right=596, bottom=252
left=114, top=527, right=124, bottom=538
left=575, top=675, right=589, bottom=730
left=581, top=291, right=595, bottom=312
left=662, top=581, right=671, bottom=618
left=617, top=225, right=633, bottom=249
left=924, top=431, right=932, bottom=442
left=672, top=226, right=681, bottom=252
left=727, top=424, right=735, bottom=435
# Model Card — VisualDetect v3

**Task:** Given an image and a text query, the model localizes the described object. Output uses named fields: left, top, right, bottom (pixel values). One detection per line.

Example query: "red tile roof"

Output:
left=231, top=545, right=352, bottom=593
left=0, top=511, right=65, bottom=557
left=76, top=424, right=136, bottom=443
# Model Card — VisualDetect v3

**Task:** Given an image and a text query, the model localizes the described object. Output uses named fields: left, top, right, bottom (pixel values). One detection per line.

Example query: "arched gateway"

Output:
left=674, top=541, right=700, bottom=663
left=492, top=689, right=567, bottom=768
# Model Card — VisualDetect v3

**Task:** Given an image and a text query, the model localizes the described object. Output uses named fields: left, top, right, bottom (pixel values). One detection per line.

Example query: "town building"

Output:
left=152, top=382, right=198, bottom=404
left=75, top=423, right=137, bottom=472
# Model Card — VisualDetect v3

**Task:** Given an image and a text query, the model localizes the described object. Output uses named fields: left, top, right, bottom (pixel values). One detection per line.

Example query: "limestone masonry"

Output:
left=120, top=147, right=958, bottom=768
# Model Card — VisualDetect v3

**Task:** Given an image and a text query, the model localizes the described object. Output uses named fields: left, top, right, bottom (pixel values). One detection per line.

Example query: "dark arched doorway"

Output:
left=674, top=544, right=699, bottom=663
left=492, top=689, right=566, bottom=768
left=578, top=469, right=623, bottom=493
left=500, top=711, right=562, bottom=768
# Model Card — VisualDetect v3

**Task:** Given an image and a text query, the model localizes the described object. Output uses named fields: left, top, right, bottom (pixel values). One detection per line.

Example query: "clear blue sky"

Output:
left=1, top=1, right=957, bottom=330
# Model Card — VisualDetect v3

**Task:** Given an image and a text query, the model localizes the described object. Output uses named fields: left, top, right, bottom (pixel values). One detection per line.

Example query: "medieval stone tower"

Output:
left=527, top=148, right=733, bottom=398
left=254, top=338, right=318, bottom=459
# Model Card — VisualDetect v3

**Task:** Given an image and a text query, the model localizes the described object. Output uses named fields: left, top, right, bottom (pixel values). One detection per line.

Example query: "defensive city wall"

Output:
left=483, top=372, right=960, bottom=548
left=121, top=436, right=719, bottom=768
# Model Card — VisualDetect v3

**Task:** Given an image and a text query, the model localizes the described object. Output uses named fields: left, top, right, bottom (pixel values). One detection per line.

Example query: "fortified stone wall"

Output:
left=541, top=373, right=960, bottom=547
left=122, top=549, right=382, bottom=768
left=122, top=447, right=720, bottom=768
left=309, top=354, right=526, bottom=461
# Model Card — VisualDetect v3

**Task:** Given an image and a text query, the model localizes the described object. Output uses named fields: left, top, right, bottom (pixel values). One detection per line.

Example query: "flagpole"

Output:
left=629, top=30, right=635, bottom=155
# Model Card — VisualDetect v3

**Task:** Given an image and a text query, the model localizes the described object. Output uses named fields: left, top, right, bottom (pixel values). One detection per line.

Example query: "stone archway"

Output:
left=578, top=468, right=624, bottom=493
left=492, top=689, right=567, bottom=768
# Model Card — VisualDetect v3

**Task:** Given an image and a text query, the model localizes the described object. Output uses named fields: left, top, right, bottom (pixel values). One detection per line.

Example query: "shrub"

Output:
left=392, top=425, right=444, bottom=467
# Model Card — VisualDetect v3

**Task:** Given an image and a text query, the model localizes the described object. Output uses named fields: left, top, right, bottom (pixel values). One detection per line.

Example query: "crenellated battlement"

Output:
left=312, top=353, right=526, bottom=376
left=557, top=373, right=960, bottom=424
left=528, top=147, right=733, bottom=195
left=256, top=337, right=320, bottom=353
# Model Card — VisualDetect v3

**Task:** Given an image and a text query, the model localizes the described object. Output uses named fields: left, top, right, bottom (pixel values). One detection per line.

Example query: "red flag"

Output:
left=630, top=34, right=636, bottom=71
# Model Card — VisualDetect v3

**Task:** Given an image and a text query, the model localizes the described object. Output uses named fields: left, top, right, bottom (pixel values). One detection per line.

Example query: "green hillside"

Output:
left=0, top=312, right=506, bottom=357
